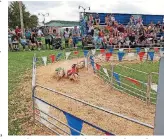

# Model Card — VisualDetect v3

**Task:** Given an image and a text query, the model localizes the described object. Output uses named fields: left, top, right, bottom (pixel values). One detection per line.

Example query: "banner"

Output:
left=35, top=99, right=50, bottom=127
left=63, top=112, right=83, bottom=135
left=160, top=49, right=164, bottom=57
left=154, top=47, right=159, bottom=52
left=100, top=49, right=105, bottom=54
left=127, top=53, right=135, bottom=61
left=65, top=52, right=71, bottom=60
left=42, top=56, right=47, bottom=66
left=96, top=63, right=101, bottom=70
left=91, top=49, right=96, bottom=55
left=103, top=68, right=109, bottom=78
left=90, top=56, right=95, bottom=71
left=119, top=48, right=124, bottom=52
left=113, top=72, right=120, bottom=86
left=148, top=52, right=155, bottom=61
left=108, top=47, right=114, bottom=53
left=126, top=77, right=140, bottom=86
left=56, top=53, right=62, bottom=61
left=74, top=51, right=79, bottom=55
left=105, top=53, right=112, bottom=61
left=83, top=50, right=89, bottom=57
left=144, top=48, right=150, bottom=53
left=118, top=52, right=125, bottom=61
left=138, top=52, right=145, bottom=61
left=50, top=55, right=55, bottom=63
left=136, top=47, right=141, bottom=54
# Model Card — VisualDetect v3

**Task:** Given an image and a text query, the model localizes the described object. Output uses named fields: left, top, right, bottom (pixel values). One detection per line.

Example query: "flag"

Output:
left=118, top=52, right=125, bottom=61
left=35, top=99, right=50, bottom=126
left=74, top=51, right=79, bottom=55
left=56, top=53, right=62, bottom=61
left=83, top=50, right=89, bottom=57
left=160, top=48, right=164, bottom=57
left=144, top=48, right=150, bottom=53
left=103, top=68, right=109, bottom=78
left=119, top=48, right=124, bottom=52
left=65, top=52, right=71, bottom=60
left=136, top=47, right=141, bottom=54
left=154, top=47, right=159, bottom=52
left=113, top=72, right=120, bottom=86
left=96, top=63, right=101, bottom=70
left=90, top=56, right=95, bottom=71
left=63, top=112, right=83, bottom=135
left=100, top=49, right=105, bottom=54
left=50, top=55, right=55, bottom=63
left=42, top=56, right=47, bottom=66
left=126, top=77, right=140, bottom=86
left=91, top=49, right=96, bottom=55
left=148, top=52, right=154, bottom=61
left=106, top=53, right=112, bottom=61
left=127, top=53, right=135, bottom=61
left=108, top=47, right=114, bottom=53
left=151, top=84, right=158, bottom=92
left=138, top=52, right=145, bottom=61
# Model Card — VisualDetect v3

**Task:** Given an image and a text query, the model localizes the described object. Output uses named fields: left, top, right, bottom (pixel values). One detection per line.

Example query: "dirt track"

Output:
left=35, top=58, right=155, bottom=135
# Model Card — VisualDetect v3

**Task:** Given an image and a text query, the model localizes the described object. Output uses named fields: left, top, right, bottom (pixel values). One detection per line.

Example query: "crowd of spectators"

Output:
left=8, top=25, right=80, bottom=51
left=82, top=14, right=164, bottom=49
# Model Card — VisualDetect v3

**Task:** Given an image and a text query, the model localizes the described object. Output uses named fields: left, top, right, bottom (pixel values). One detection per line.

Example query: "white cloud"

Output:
left=21, top=0, right=164, bottom=22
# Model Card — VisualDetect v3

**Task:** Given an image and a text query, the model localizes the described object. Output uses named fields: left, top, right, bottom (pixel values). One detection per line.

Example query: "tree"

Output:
left=8, top=1, right=38, bottom=29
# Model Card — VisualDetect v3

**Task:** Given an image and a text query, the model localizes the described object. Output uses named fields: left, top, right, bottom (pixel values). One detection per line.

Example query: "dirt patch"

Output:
left=8, top=71, right=55, bottom=135
left=34, top=58, right=155, bottom=135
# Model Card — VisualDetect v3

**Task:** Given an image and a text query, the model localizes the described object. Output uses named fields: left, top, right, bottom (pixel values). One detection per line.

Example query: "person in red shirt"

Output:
left=15, top=26, right=21, bottom=38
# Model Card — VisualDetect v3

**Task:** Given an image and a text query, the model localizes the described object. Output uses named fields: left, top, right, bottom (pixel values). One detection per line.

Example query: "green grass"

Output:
left=97, top=61, right=159, bottom=104
left=8, top=45, right=84, bottom=135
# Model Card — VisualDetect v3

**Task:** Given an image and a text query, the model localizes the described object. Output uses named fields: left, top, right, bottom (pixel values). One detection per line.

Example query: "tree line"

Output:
left=8, top=1, right=38, bottom=29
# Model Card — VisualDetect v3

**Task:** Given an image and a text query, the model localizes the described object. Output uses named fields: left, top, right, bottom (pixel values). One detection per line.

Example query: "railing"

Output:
left=32, top=53, right=155, bottom=135
left=87, top=50, right=159, bottom=105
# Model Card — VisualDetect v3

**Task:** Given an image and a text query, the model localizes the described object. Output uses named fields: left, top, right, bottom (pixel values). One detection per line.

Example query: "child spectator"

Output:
left=12, top=37, right=19, bottom=51
left=20, top=36, right=29, bottom=51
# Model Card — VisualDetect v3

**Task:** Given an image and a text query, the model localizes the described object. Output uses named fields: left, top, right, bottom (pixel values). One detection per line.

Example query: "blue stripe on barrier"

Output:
left=33, top=96, right=115, bottom=135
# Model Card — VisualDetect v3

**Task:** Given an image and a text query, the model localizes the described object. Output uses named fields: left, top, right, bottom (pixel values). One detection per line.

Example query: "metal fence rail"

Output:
left=32, top=51, right=157, bottom=135
left=87, top=50, right=159, bottom=105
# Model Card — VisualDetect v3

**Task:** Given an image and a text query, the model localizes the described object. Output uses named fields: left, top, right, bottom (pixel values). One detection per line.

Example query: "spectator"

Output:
left=15, top=26, right=21, bottom=39
left=94, top=14, right=100, bottom=25
left=20, top=36, right=29, bottom=51
left=37, top=28, right=43, bottom=36
left=8, top=29, right=13, bottom=51
left=36, top=35, right=42, bottom=50
left=29, top=32, right=37, bottom=50
left=43, top=26, right=52, bottom=49
left=63, top=28, right=70, bottom=48
left=72, top=26, right=80, bottom=48
left=12, top=37, right=19, bottom=51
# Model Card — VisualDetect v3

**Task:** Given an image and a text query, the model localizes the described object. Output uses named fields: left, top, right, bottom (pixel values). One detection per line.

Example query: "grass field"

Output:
left=8, top=48, right=160, bottom=135
left=97, top=61, right=159, bottom=104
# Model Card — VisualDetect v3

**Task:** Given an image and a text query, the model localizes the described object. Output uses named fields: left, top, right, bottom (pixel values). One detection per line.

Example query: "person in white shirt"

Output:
left=37, top=29, right=43, bottom=36
left=63, top=28, right=70, bottom=48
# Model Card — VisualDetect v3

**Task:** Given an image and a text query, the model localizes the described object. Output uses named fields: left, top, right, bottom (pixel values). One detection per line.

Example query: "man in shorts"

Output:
left=72, top=26, right=80, bottom=48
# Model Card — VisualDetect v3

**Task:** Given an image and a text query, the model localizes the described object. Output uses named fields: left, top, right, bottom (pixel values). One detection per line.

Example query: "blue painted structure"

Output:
left=84, top=12, right=164, bottom=25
